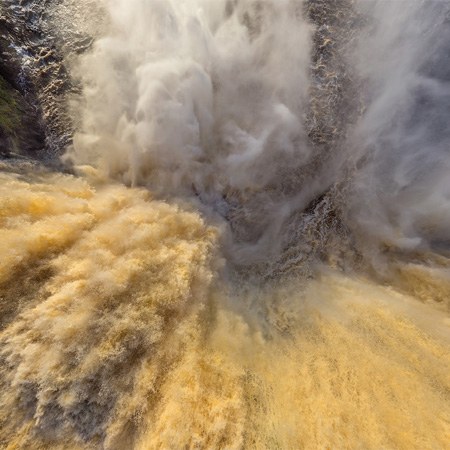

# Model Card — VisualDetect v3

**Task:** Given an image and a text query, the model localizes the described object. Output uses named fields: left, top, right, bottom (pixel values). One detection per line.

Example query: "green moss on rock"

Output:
left=0, top=75, right=21, bottom=136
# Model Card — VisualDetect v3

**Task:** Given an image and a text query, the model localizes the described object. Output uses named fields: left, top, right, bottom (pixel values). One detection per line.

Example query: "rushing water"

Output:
left=1, top=1, right=450, bottom=449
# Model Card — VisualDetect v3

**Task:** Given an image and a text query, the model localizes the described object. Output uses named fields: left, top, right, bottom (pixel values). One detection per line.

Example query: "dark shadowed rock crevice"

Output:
left=0, top=14, right=46, bottom=160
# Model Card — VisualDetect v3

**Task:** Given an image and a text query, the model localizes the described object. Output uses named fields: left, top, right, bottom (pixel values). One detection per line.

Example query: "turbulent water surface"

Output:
left=1, top=1, right=450, bottom=449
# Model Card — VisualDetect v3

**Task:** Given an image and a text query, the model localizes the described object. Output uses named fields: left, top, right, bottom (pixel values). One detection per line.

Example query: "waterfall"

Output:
left=0, top=1, right=449, bottom=448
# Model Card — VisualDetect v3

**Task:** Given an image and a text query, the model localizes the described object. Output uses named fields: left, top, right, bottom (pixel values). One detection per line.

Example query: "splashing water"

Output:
left=1, top=0, right=450, bottom=448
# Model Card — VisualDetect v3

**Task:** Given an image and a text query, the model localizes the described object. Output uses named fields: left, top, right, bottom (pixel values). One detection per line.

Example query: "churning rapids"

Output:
left=1, top=1, right=450, bottom=448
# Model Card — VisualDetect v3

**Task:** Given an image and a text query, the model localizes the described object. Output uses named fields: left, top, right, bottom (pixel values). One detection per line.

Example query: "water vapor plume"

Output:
left=68, top=0, right=311, bottom=190
left=347, top=0, right=450, bottom=270
left=65, top=0, right=317, bottom=266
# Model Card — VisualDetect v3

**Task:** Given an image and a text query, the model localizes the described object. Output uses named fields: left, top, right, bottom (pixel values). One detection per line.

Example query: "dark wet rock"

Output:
left=0, top=0, right=76, bottom=161
left=0, top=71, right=46, bottom=159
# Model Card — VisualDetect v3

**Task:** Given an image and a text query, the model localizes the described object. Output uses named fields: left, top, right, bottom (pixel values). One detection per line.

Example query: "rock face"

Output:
left=0, top=29, right=46, bottom=158
left=0, top=0, right=76, bottom=161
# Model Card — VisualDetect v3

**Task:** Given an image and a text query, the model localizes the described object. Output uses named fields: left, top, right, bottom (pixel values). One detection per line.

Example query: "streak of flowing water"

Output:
left=1, top=1, right=450, bottom=448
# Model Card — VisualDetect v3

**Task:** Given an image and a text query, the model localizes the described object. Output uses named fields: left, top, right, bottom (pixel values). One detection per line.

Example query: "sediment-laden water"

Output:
left=1, top=1, right=449, bottom=448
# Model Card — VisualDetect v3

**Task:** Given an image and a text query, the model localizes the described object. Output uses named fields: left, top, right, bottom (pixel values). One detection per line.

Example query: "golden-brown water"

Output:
left=1, top=166, right=449, bottom=449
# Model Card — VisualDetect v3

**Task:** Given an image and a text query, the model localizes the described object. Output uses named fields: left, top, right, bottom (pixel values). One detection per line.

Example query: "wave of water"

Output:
left=1, top=1, right=450, bottom=448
